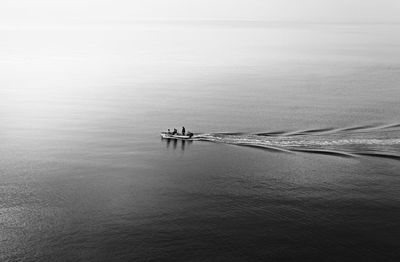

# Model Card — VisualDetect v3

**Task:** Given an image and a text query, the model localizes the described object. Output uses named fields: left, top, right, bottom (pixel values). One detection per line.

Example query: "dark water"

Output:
left=1, top=22, right=400, bottom=261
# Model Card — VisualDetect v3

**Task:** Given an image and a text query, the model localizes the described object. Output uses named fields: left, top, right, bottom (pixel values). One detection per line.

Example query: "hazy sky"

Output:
left=1, top=0, right=400, bottom=25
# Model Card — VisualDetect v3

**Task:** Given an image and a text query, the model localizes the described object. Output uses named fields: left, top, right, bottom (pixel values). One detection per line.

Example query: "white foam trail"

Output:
left=195, top=133, right=400, bottom=153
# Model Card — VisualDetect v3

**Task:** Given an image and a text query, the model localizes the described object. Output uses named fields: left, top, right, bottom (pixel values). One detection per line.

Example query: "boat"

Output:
left=160, top=132, right=193, bottom=140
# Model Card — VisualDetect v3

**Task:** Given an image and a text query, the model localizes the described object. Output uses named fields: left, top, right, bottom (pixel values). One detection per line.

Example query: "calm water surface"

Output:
left=1, top=22, right=400, bottom=261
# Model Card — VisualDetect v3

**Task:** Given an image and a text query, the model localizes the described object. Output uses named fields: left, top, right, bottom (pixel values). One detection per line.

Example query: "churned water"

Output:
left=1, top=22, right=400, bottom=261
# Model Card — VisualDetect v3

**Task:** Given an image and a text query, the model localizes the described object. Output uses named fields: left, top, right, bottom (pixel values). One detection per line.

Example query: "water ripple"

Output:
left=195, top=123, right=400, bottom=160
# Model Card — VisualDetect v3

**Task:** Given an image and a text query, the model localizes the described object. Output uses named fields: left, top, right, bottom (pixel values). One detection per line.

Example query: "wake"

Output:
left=193, top=123, right=400, bottom=160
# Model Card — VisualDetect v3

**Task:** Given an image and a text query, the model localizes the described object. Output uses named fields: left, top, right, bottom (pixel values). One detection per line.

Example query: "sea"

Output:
left=1, top=21, right=400, bottom=261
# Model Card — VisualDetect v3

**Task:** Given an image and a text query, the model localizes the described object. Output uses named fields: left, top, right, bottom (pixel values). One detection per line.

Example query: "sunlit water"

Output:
left=1, top=22, right=400, bottom=261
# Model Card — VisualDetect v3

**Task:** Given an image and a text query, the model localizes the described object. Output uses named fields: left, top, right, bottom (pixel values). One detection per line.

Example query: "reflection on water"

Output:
left=163, top=138, right=192, bottom=151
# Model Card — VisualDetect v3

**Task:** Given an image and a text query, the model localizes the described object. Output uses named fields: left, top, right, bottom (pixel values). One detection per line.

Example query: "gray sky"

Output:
left=2, top=0, right=400, bottom=25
